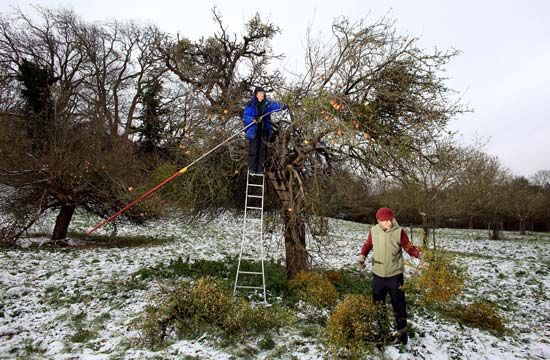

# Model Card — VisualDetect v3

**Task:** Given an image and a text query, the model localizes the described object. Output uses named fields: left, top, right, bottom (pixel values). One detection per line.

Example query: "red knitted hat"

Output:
left=376, top=207, right=394, bottom=221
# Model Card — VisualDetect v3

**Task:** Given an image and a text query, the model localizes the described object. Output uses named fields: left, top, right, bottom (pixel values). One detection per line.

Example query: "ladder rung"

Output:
left=248, top=184, right=263, bottom=188
left=241, top=245, right=264, bottom=250
left=241, top=242, right=263, bottom=246
left=241, top=253, right=264, bottom=259
left=243, top=231, right=262, bottom=235
left=248, top=173, right=264, bottom=177
left=238, top=271, right=263, bottom=275
left=235, top=285, right=264, bottom=290
left=246, top=206, right=263, bottom=210
left=247, top=195, right=263, bottom=198
left=251, top=301, right=269, bottom=306
left=245, top=218, right=262, bottom=221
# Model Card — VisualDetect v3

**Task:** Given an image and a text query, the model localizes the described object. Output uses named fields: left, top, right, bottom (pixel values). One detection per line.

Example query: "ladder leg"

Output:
left=234, top=171, right=268, bottom=304
left=260, top=174, right=267, bottom=303
left=233, top=170, right=251, bottom=297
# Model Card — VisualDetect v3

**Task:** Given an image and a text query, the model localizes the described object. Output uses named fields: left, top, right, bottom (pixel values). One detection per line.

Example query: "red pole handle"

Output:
left=85, top=107, right=287, bottom=236
left=85, top=167, right=187, bottom=236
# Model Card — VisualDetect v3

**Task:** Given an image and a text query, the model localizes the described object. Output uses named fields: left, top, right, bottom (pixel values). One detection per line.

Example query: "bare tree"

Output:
left=160, top=9, right=281, bottom=118
left=265, top=16, right=464, bottom=276
left=73, top=17, right=165, bottom=139
left=503, top=176, right=545, bottom=235
left=449, top=148, right=509, bottom=238
left=377, top=142, right=464, bottom=246
left=0, top=7, right=161, bottom=242
left=531, top=170, right=550, bottom=231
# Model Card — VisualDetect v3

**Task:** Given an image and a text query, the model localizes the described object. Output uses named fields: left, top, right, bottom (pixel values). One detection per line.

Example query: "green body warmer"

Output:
left=370, top=224, right=404, bottom=277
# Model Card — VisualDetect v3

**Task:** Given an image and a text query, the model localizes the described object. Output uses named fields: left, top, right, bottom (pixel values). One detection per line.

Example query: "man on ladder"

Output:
left=234, top=87, right=287, bottom=304
left=243, top=86, right=287, bottom=174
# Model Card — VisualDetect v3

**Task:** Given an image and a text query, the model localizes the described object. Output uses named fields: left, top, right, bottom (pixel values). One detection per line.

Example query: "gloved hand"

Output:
left=357, top=255, right=366, bottom=269
left=253, top=117, right=262, bottom=124
left=411, top=257, right=421, bottom=267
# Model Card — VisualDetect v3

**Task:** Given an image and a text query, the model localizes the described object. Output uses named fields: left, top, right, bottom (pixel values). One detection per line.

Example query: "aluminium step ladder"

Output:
left=233, top=171, right=267, bottom=304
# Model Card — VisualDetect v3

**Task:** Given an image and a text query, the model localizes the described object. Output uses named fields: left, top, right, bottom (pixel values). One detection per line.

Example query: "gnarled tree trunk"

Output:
left=282, top=210, right=309, bottom=278
left=267, top=171, right=310, bottom=278
left=51, top=204, right=76, bottom=241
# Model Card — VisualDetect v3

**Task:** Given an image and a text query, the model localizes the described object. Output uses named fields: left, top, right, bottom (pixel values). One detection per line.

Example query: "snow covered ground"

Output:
left=1, top=212, right=549, bottom=359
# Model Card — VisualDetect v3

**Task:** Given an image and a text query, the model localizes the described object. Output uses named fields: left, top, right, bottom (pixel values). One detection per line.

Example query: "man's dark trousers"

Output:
left=248, top=135, right=268, bottom=173
left=372, top=273, right=408, bottom=340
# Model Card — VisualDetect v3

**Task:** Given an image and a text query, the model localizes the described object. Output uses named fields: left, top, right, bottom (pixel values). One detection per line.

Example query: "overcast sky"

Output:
left=2, top=0, right=549, bottom=177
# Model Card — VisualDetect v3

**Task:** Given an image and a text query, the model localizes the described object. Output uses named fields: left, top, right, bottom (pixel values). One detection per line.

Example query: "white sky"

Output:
left=2, top=0, right=549, bottom=177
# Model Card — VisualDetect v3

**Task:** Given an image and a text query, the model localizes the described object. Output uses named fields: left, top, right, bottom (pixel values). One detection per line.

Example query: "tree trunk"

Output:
left=519, top=218, right=526, bottom=235
left=489, top=223, right=500, bottom=240
left=468, top=215, right=474, bottom=229
left=266, top=172, right=310, bottom=278
left=51, top=204, right=76, bottom=241
left=282, top=210, right=309, bottom=278
left=421, top=214, right=429, bottom=248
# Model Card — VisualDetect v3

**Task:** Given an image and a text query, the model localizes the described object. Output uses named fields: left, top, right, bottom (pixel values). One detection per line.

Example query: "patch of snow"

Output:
left=0, top=212, right=548, bottom=359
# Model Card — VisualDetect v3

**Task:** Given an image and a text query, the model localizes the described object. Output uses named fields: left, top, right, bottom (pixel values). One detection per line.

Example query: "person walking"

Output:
left=357, top=207, right=422, bottom=345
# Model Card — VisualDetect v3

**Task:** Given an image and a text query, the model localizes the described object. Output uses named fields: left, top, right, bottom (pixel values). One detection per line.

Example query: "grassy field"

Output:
left=0, top=212, right=549, bottom=359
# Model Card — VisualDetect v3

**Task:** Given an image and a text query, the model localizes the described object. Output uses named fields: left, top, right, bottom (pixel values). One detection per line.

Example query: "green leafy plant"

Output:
left=325, top=294, right=391, bottom=357
left=457, top=301, right=505, bottom=334
left=404, top=249, right=465, bottom=306
left=288, top=271, right=338, bottom=308
left=141, top=276, right=291, bottom=347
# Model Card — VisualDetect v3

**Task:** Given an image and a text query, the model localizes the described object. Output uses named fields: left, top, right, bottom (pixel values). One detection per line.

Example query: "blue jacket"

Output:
left=243, top=97, right=286, bottom=140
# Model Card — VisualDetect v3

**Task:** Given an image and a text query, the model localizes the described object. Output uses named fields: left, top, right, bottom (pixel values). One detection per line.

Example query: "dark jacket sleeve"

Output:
left=400, top=231, right=421, bottom=258
left=360, top=231, right=373, bottom=256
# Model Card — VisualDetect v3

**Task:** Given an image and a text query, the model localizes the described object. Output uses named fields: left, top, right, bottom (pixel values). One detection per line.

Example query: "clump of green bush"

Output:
left=288, top=271, right=338, bottom=308
left=141, top=276, right=291, bottom=347
left=324, top=294, right=391, bottom=356
left=457, top=300, right=505, bottom=334
left=223, top=298, right=289, bottom=335
left=403, top=249, right=466, bottom=306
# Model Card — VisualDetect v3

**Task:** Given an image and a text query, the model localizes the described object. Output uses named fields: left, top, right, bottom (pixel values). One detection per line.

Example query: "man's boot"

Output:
left=398, top=329, right=408, bottom=345
left=395, top=318, right=408, bottom=345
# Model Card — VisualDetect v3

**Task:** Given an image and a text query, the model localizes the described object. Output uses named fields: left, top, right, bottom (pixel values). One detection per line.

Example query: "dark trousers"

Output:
left=372, top=273, right=407, bottom=331
left=248, top=136, right=268, bottom=173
